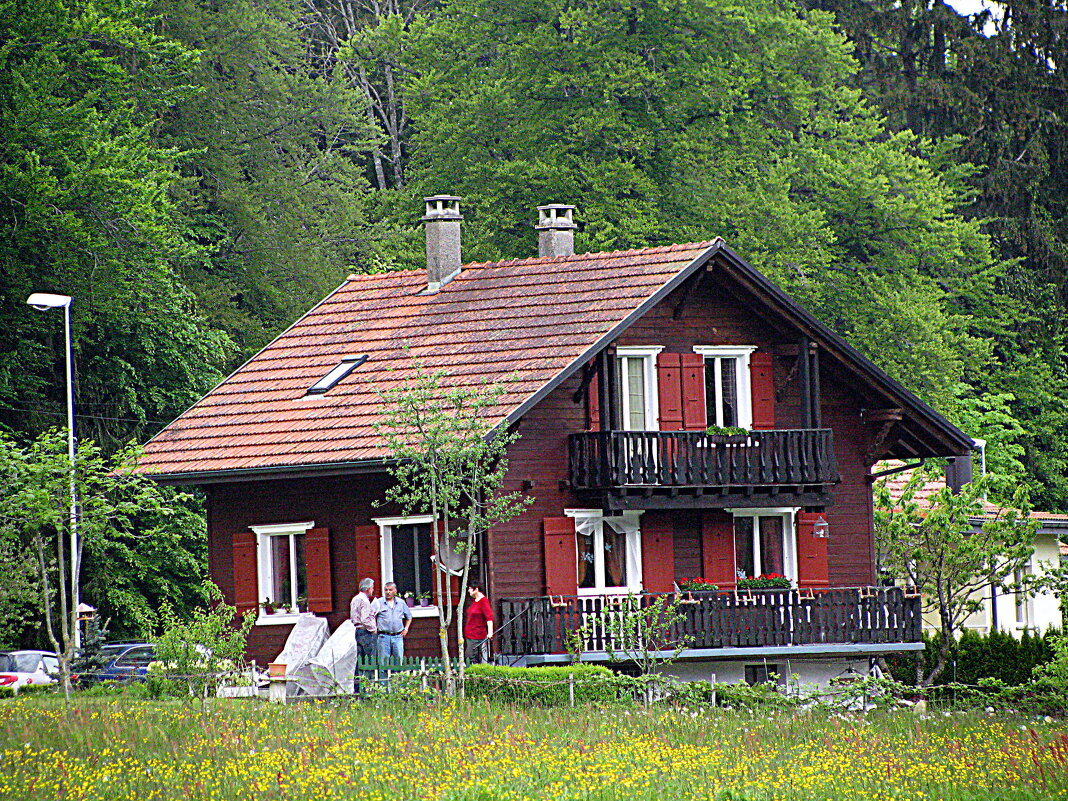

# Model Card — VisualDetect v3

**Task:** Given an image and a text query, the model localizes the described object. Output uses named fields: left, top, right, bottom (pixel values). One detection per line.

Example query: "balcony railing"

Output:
left=569, top=429, right=839, bottom=490
left=498, top=588, right=920, bottom=656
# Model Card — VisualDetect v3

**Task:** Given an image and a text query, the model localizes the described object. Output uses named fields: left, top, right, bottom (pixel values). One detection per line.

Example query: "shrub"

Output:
left=464, top=664, right=623, bottom=706
left=885, top=629, right=1060, bottom=687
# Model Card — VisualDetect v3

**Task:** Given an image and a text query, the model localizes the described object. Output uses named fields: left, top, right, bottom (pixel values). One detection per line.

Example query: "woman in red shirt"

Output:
left=464, top=584, right=494, bottom=664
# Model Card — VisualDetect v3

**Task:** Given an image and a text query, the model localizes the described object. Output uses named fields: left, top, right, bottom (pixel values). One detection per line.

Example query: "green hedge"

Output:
left=885, top=629, right=1059, bottom=686
left=464, top=664, right=621, bottom=706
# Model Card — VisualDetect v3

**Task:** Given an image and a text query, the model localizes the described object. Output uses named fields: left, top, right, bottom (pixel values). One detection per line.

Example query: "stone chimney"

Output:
left=535, top=204, right=577, bottom=258
left=422, top=195, right=463, bottom=291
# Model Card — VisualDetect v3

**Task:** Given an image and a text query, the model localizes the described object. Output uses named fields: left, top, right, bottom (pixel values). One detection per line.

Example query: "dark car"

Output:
left=87, top=643, right=156, bottom=684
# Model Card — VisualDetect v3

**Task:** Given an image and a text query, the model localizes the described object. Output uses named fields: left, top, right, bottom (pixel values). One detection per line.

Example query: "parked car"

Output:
left=84, top=643, right=156, bottom=684
left=0, top=650, right=59, bottom=691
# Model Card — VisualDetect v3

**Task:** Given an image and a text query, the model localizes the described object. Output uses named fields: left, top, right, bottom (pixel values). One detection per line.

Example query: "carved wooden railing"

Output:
left=498, top=588, right=920, bottom=656
left=568, top=429, right=839, bottom=490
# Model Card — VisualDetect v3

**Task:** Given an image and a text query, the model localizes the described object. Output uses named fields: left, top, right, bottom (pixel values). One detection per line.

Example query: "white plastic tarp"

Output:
left=274, top=615, right=329, bottom=696
left=305, top=619, right=358, bottom=696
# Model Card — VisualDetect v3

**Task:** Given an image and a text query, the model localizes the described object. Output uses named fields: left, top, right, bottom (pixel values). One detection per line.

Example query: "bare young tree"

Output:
left=302, top=0, right=431, bottom=189
left=874, top=464, right=1038, bottom=686
left=374, top=357, right=530, bottom=690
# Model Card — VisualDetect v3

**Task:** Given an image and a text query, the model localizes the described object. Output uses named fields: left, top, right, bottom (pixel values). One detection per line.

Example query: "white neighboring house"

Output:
left=879, top=464, right=1066, bottom=636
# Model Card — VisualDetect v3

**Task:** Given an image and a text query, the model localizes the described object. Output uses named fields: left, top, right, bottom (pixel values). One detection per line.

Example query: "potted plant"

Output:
left=678, top=577, right=719, bottom=592
left=737, top=574, right=791, bottom=590
left=295, top=595, right=308, bottom=614
left=418, top=592, right=431, bottom=607
left=260, top=597, right=276, bottom=615
left=704, top=425, right=750, bottom=444
left=403, top=592, right=416, bottom=608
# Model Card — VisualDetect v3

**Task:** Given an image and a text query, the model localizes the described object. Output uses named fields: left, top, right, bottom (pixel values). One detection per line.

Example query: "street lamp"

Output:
left=26, top=292, right=80, bottom=649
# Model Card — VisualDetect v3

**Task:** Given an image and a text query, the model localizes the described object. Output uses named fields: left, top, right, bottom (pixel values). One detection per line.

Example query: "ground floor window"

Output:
left=744, top=663, right=781, bottom=686
left=375, top=515, right=436, bottom=604
left=567, top=510, right=643, bottom=593
left=730, top=509, right=798, bottom=583
left=250, top=521, right=314, bottom=617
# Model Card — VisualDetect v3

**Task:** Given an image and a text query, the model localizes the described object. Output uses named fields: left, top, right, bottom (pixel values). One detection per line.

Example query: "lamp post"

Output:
left=26, top=292, right=79, bottom=649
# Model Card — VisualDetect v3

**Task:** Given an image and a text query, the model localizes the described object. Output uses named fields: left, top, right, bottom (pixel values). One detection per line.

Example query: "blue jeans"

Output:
left=378, top=633, right=404, bottom=664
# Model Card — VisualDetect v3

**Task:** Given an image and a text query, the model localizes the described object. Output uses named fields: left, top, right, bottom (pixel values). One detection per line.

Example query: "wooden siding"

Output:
left=207, top=473, right=454, bottom=665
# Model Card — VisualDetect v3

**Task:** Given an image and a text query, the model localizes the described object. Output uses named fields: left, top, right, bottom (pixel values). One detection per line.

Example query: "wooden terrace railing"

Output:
left=568, top=429, right=839, bottom=490
left=498, top=588, right=920, bottom=657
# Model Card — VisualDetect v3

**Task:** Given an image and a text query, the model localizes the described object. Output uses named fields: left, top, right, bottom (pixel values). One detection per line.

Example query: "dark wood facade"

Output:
left=202, top=258, right=961, bottom=664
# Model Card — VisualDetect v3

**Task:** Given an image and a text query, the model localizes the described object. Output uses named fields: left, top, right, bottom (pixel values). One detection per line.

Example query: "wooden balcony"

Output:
left=498, top=588, right=921, bottom=659
left=568, top=429, right=840, bottom=509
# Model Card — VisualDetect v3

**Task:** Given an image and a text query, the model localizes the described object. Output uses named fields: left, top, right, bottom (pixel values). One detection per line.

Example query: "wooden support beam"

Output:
left=862, top=408, right=904, bottom=423
left=672, top=271, right=704, bottom=320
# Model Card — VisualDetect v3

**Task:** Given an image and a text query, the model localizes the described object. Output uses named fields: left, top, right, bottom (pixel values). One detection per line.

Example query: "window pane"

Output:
left=577, top=527, right=596, bottom=589
left=603, top=522, right=628, bottom=588
left=720, top=358, right=738, bottom=427
left=704, top=358, right=718, bottom=425
left=391, top=524, right=433, bottom=598
left=734, top=517, right=754, bottom=579
left=294, top=533, right=307, bottom=603
left=627, top=358, right=646, bottom=429
left=416, top=524, right=433, bottom=598
left=270, top=536, right=292, bottom=604
left=759, top=516, right=784, bottom=576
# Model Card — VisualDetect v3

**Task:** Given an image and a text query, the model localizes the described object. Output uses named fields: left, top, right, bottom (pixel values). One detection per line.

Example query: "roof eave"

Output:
left=713, top=243, right=974, bottom=455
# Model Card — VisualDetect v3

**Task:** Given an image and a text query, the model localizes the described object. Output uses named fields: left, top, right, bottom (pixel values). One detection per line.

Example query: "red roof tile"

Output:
left=137, top=243, right=714, bottom=477
left=876, top=461, right=1068, bottom=522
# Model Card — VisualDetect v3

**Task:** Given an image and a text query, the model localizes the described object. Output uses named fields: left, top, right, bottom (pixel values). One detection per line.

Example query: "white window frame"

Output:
left=1013, top=561, right=1033, bottom=630
left=565, top=509, right=644, bottom=595
left=727, top=507, right=799, bottom=583
left=250, top=521, right=316, bottom=626
left=374, top=514, right=439, bottom=618
left=615, top=346, right=663, bottom=431
left=693, top=346, right=756, bottom=429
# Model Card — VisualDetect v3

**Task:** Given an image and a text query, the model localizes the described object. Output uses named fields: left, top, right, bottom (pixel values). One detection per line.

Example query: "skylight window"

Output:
left=306, top=355, right=366, bottom=395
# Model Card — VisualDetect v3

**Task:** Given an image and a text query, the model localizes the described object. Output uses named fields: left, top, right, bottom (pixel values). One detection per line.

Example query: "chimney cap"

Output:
left=536, top=204, right=577, bottom=230
left=423, top=195, right=463, bottom=221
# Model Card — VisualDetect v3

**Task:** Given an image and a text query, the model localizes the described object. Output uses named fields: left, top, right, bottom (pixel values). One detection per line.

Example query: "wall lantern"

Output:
left=812, top=515, right=829, bottom=539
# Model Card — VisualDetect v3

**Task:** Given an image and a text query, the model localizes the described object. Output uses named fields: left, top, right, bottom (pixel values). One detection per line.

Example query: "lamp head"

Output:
left=26, top=292, right=71, bottom=311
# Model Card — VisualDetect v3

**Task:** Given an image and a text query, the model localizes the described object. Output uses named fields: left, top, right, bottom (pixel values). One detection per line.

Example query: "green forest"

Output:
left=1, top=0, right=1067, bottom=639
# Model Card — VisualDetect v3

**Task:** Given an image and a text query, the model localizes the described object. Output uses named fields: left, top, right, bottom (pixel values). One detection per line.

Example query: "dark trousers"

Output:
left=355, top=629, right=377, bottom=694
left=465, top=638, right=490, bottom=664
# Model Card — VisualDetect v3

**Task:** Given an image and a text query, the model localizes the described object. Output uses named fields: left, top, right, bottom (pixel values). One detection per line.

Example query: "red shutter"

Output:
left=796, top=512, right=830, bottom=589
left=641, top=511, right=675, bottom=593
left=701, top=511, right=736, bottom=590
left=305, top=527, right=333, bottom=613
left=543, top=517, right=578, bottom=596
left=656, top=353, right=684, bottom=431
left=354, top=524, right=382, bottom=595
left=750, top=351, right=776, bottom=430
left=587, top=371, right=601, bottom=431
left=232, top=531, right=259, bottom=617
left=680, top=353, right=707, bottom=431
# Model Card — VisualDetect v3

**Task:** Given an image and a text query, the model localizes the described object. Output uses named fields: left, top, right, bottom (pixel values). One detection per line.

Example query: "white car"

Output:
left=0, top=650, right=59, bottom=692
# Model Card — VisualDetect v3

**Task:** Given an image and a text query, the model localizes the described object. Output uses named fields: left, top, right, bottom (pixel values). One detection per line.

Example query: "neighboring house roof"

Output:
left=877, top=462, right=1068, bottom=526
left=138, top=239, right=974, bottom=482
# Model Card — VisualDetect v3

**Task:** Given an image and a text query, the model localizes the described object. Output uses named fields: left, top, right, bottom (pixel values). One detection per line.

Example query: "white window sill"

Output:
left=256, top=612, right=317, bottom=626
left=409, top=605, right=438, bottom=618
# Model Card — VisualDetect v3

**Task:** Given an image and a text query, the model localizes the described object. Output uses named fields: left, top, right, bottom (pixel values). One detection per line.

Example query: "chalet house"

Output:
left=138, top=197, right=978, bottom=685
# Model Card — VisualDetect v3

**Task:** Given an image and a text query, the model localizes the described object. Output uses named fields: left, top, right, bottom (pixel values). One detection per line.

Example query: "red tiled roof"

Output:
left=877, top=461, right=1068, bottom=523
left=137, top=243, right=715, bottom=477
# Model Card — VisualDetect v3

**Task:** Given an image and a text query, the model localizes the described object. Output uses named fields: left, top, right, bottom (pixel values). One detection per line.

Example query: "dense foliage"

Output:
left=1, top=0, right=1067, bottom=636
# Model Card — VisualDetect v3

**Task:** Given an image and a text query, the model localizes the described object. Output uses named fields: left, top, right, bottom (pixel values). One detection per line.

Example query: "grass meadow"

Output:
left=0, top=696, right=1067, bottom=800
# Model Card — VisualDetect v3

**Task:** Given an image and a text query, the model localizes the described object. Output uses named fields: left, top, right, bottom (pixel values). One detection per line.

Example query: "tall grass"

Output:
left=0, top=696, right=1066, bottom=800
